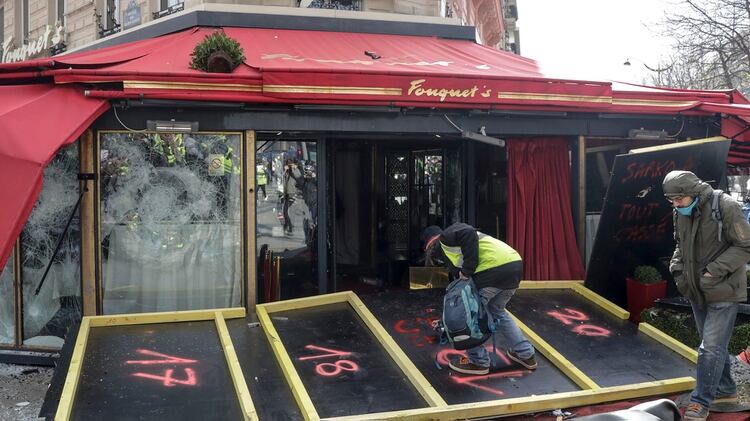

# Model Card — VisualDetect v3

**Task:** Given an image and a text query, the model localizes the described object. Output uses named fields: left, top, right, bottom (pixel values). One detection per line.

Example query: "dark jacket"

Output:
left=433, top=223, right=523, bottom=290
left=665, top=171, right=750, bottom=305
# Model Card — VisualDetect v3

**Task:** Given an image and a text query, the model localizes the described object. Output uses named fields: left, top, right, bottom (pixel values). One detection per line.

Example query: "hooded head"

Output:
left=662, top=170, right=709, bottom=198
left=421, top=225, right=442, bottom=250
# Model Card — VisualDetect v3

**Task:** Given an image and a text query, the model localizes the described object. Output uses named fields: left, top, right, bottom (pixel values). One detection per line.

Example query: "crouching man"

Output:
left=423, top=223, right=536, bottom=375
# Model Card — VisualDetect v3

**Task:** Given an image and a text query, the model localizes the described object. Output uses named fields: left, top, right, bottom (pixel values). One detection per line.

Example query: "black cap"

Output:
left=421, top=225, right=442, bottom=247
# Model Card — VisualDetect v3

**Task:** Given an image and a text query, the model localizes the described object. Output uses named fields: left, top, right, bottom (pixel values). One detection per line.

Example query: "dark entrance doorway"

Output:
left=331, top=138, right=464, bottom=293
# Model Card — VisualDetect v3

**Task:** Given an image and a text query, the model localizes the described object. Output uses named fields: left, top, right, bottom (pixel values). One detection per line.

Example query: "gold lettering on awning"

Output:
left=407, top=79, right=482, bottom=102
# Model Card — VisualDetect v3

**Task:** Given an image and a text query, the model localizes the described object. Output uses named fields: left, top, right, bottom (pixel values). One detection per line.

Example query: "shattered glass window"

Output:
left=21, top=144, right=82, bottom=349
left=0, top=252, right=14, bottom=345
left=256, top=141, right=318, bottom=301
left=100, top=132, right=242, bottom=314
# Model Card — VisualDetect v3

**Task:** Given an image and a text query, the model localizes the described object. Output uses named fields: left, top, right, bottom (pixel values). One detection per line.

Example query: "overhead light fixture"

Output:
left=628, top=129, right=668, bottom=140
left=146, top=120, right=199, bottom=133
left=461, top=131, right=505, bottom=147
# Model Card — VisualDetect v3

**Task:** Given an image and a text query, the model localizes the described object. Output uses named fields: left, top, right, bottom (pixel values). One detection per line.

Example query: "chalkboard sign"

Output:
left=585, top=138, right=731, bottom=305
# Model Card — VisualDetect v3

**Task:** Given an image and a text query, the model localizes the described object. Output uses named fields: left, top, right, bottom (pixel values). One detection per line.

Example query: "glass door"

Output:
left=255, top=139, right=319, bottom=301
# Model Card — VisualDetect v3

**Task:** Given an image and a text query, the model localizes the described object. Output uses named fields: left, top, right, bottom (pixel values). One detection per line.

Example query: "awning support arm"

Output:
left=34, top=174, right=93, bottom=296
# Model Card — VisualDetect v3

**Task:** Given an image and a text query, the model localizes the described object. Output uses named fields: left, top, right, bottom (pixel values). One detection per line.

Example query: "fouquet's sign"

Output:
left=2, top=23, right=65, bottom=63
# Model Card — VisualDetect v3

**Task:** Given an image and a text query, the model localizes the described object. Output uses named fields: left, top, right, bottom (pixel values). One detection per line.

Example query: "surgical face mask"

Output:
left=676, top=197, right=699, bottom=216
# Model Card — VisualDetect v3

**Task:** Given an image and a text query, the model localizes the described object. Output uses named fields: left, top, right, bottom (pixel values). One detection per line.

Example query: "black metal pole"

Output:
left=34, top=188, right=86, bottom=296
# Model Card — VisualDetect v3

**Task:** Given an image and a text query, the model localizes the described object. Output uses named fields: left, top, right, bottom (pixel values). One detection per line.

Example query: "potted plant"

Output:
left=626, top=265, right=667, bottom=323
left=189, top=31, right=246, bottom=73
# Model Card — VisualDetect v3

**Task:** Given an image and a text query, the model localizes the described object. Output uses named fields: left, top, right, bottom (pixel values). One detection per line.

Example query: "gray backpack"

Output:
left=442, top=278, right=492, bottom=350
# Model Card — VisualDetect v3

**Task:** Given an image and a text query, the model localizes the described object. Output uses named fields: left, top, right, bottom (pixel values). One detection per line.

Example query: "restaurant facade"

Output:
left=1, top=6, right=750, bottom=358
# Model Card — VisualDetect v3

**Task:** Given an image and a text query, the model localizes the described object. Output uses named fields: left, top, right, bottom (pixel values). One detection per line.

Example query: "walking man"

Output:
left=663, top=170, right=750, bottom=420
left=423, top=223, right=536, bottom=375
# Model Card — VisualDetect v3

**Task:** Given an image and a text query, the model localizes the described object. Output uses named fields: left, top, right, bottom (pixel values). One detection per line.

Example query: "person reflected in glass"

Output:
left=282, top=159, right=302, bottom=235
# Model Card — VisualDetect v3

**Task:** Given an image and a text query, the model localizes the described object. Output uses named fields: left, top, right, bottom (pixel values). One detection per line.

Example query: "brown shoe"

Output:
left=506, top=350, right=537, bottom=370
left=684, top=402, right=709, bottom=421
left=448, top=356, right=489, bottom=375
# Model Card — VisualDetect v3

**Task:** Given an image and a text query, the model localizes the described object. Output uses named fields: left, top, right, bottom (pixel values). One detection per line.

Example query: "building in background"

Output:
left=450, top=0, right=519, bottom=53
left=1, top=0, right=519, bottom=63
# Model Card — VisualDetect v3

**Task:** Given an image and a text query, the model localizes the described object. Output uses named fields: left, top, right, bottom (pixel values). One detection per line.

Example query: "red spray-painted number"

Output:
left=132, top=368, right=197, bottom=387
left=298, top=344, right=360, bottom=377
left=546, top=308, right=611, bottom=337
left=126, top=349, right=199, bottom=387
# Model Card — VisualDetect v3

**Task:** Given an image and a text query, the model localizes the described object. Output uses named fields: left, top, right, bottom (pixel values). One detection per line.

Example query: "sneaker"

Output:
left=713, top=393, right=739, bottom=405
left=448, top=356, right=489, bottom=375
left=506, top=350, right=537, bottom=370
left=684, top=402, right=709, bottom=421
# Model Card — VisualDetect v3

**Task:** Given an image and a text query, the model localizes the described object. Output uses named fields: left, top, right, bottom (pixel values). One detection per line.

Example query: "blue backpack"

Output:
left=442, top=278, right=493, bottom=350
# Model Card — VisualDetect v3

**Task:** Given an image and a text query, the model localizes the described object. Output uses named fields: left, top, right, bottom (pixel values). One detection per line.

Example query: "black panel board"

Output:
left=361, top=290, right=579, bottom=404
left=40, top=322, right=80, bottom=419
left=227, top=316, right=303, bottom=421
left=508, top=289, right=696, bottom=387
left=273, top=302, right=427, bottom=417
left=70, top=321, right=243, bottom=421
left=585, top=139, right=731, bottom=305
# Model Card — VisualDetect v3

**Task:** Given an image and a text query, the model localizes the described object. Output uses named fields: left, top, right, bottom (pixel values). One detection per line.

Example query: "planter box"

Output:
left=626, top=277, right=667, bottom=323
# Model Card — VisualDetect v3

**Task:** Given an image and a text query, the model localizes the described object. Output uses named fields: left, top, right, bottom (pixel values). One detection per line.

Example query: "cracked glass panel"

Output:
left=0, top=252, right=14, bottom=344
left=256, top=141, right=318, bottom=301
left=22, top=144, right=81, bottom=348
left=100, top=132, right=242, bottom=314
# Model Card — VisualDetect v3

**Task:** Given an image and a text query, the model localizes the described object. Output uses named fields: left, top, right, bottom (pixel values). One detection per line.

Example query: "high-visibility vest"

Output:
left=153, top=133, right=185, bottom=166
left=440, top=232, right=521, bottom=274
left=256, top=165, right=267, bottom=185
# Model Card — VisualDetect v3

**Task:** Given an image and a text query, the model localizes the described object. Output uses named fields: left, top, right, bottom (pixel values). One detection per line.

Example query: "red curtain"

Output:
left=506, top=137, right=585, bottom=280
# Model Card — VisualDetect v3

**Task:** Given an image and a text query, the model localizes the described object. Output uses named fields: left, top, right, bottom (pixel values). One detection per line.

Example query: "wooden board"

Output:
left=272, top=302, right=428, bottom=418
left=70, top=321, right=244, bottom=420
left=361, top=289, right=581, bottom=404
left=508, top=289, right=696, bottom=387
left=227, top=316, right=303, bottom=421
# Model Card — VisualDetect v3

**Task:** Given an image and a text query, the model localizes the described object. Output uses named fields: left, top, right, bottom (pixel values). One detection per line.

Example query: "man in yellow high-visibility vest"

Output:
left=423, top=222, right=536, bottom=375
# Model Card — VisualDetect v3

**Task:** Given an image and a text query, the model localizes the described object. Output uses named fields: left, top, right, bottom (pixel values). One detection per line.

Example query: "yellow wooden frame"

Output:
left=255, top=285, right=692, bottom=420
left=629, top=136, right=726, bottom=154
left=54, top=308, right=250, bottom=421
left=56, top=285, right=696, bottom=421
left=639, top=322, right=698, bottom=364
left=257, top=291, right=447, bottom=420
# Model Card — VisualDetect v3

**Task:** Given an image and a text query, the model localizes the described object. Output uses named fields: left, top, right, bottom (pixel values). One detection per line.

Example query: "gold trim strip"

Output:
left=55, top=318, right=91, bottom=421
left=87, top=307, right=246, bottom=327
left=639, top=323, right=698, bottom=364
left=124, top=81, right=263, bottom=92
left=497, top=91, right=612, bottom=103
left=508, top=311, right=599, bottom=390
left=256, top=305, right=319, bottom=421
left=263, top=85, right=401, bottom=95
left=613, top=98, right=700, bottom=107
left=325, top=377, right=695, bottom=421
left=629, top=136, right=727, bottom=154
left=347, top=293, right=446, bottom=407
left=570, top=283, right=629, bottom=320
left=215, top=312, right=258, bottom=421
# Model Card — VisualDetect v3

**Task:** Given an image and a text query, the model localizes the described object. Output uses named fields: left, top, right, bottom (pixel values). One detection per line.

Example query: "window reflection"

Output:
left=0, top=253, right=14, bottom=345
left=256, top=141, right=318, bottom=301
left=99, top=132, right=242, bottom=314
left=22, top=144, right=82, bottom=348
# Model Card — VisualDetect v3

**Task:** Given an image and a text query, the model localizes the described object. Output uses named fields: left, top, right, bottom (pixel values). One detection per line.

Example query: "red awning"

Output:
left=0, top=85, right=109, bottom=269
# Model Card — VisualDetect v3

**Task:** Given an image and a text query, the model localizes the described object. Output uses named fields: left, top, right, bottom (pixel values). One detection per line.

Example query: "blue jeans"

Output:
left=690, top=300, right=738, bottom=407
left=467, top=287, right=534, bottom=368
